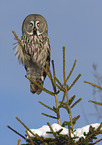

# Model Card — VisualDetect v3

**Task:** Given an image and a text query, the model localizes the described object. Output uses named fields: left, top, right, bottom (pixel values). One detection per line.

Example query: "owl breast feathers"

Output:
left=15, top=14, right=51, bottom=94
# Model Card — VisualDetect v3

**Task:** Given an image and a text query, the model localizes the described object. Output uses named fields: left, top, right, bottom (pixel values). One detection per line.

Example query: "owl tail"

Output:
left=26, top=66, right=45, bottom=94
left=30, top=79, right=43, bottom=94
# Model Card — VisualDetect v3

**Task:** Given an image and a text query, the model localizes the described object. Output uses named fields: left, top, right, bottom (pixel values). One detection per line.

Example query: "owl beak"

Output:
left=33, top=27, right=37, bottom=35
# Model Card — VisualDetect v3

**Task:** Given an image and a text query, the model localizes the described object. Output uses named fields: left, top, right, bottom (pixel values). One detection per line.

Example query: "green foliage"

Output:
left=8, top=31, right=102, bottom=145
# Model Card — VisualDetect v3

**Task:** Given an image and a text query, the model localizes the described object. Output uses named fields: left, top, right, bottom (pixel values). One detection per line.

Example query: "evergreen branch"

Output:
left=62, top=92, right=66, bottom=103
left=93, top=139, right=102, bottom=144
left=84, top=127, right=99, bottom=143
left=65, top=86, right=73, bottom=133
left=7, top=125, right=26, bottom=140
left=53, top=106, right=57, bottom=111
left=43, top=64, right=56, bottom=93
left=62, top=46, right=74, bottom=133
left=65, top=59, right=77, bottom=84
left=25, top=75, right=55, bottom=96
left=59, top=101, right=67, bottom=106
left=51, top=60, right=57, bottom=93
left=78, top=124, right=102, bottom=144
left=12, top=30, right=24, bottom=52
left=62, top=121, right=70, bottom=127
left=52, top=60, right=56, bottom=85
left=72, top=115, right=80, bottom=125
left=63, top=46, right=66, bottom=82
left=55, top=76, right=65, bottom=92
left=17, top=139, right=21, bottom=145
left=47, top=122, right=57, bottom=138
left=46, top=62, right=52, bottom=78
left=69, top=95, right=76, bottom=106
left=56, top=89, right=60, bottom=94
left=57, top=60, right=79, bottom=92
left=84, top=81, right=102, bottom=90
left=43, top=65, right=51, bottom=79
left=55, top=93, right=61, bottom=125
left=42, top=65, right=61, bottom=125
left=16, top=117, right=45, bottom=143
left=89, top=100, right=102, bottom=106
left=62, top=46, right=73, bottom=130
left=60, top=104, right=69, bottom=114
left=56, top=83, right=64, bottom=92
left=16, top=117, right=39, bottom=140
left=71, top=98, right=82, bottom=108
left=16, top=117, right=34, bottom=136
left=62, top=121, right=72, bottom=140
left=59, top=92, right=66, bottom=108
left=49, top=141, right=57, bottom=144
left=26, top=132, right=47, bottom=145
left=56, top=128, right=63, bottom=134
left=42, top=113, right=58, bottom=119
left=46, top=62, right=55, bottom=88
left=38, top=101, right=56, bottom=112
left=58, top=74, right=81, bottom=93
left=26, top=131, right=35, bottom=145
left=96, top=122, right=102, bottom=131
left=54, top=76, right=64, bottom=89
left=67, top=122, right=71, bottom=140
left=68, top=73, right=81, bottom=90
left=43, top=64, right=61, bottom=125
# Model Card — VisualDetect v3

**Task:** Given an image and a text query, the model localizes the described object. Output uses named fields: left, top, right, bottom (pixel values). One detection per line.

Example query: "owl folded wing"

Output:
left=15, top=43, right=25, bottom=65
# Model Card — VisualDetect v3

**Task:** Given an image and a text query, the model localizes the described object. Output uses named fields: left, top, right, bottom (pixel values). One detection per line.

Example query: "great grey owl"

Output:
left=15, top=14, right=51, bottom=94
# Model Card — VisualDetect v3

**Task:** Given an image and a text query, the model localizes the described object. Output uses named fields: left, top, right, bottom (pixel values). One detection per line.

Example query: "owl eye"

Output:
left=37, top=22, right=40, bottom=27
left=29, top=22, right=33, bottom=27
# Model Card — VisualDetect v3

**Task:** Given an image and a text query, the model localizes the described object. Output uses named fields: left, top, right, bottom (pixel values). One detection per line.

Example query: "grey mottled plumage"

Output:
left=15, top=14, right=51, bottom=94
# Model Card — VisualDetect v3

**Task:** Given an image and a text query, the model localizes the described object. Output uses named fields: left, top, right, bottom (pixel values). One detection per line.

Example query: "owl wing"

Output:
left=15, top=43, right=25, bottom=64
left=15, top=41, right=31, bottom=68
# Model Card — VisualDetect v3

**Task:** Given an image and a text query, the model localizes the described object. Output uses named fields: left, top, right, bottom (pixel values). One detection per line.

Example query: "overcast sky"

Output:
left=1, top=0, right=102, bottom=144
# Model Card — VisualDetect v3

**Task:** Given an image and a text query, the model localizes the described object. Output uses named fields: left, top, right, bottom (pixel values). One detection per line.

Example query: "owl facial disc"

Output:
left=26, top=20, right=41, bottom=36
left=22, top=14, right=48, bottom=36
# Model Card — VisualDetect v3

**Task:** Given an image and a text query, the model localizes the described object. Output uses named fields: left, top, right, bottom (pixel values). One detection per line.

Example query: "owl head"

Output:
left=22, top=14, right=48, bottom=36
